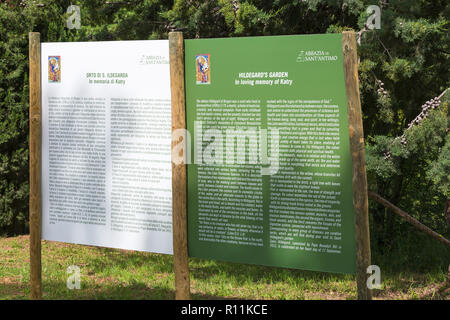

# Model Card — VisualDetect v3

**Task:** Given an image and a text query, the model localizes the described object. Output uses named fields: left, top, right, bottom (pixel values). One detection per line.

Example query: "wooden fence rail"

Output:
left=368, top=190, right=450, bottom=247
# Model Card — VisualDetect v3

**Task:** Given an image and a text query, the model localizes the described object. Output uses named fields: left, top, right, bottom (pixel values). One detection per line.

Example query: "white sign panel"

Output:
left=41, top=40, right=173, bottom=254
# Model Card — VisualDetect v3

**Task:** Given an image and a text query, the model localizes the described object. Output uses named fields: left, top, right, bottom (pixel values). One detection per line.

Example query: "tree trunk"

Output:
left=445, top=198, right=450, bottom=229
left=385, top=174, right=404, bottom=244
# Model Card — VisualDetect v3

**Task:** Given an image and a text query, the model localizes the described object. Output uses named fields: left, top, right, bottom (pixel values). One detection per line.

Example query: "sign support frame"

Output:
left=28, top=31, right=370, bottom=300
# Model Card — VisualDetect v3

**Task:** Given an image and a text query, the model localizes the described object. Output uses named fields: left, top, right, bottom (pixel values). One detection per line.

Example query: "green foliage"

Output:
left=427, top=134, right=450, bottom=197
left=0, top=0, right=448, bottom=271
left=0, top=4, right=31, bottom=235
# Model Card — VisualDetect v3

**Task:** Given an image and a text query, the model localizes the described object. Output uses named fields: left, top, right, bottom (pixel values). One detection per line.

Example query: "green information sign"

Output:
left=185, top=34, right=356, bottom=274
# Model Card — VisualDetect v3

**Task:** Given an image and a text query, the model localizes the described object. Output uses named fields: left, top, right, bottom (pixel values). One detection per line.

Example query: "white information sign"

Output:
left=41, top=40, right=173, bottom=254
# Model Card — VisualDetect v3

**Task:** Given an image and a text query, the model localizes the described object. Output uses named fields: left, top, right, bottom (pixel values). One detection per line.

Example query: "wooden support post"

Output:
left=342, top=31, right=372, bottom=300
left=169, top=31, right=191, bottom=300
left=29, top=32, right=42, bottom=300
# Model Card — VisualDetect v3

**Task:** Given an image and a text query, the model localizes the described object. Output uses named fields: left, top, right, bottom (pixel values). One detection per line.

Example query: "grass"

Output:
left=0, top=235, right=448, bottom=300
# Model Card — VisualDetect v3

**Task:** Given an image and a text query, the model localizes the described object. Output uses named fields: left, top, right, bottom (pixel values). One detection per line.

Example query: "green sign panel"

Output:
left=185, top=34, right=356, bottom=274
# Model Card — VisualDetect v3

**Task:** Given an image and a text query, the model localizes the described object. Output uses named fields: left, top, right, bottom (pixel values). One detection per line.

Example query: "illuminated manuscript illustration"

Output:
left=48, top=56, right=61, bottom=83
left=195, top=54, right=210, bottom=84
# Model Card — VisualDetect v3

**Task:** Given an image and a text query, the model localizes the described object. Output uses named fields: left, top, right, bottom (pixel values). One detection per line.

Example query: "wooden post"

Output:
left=342, top=31, right=372, bottom=300
left=29, top=32, right=42, bottom=300
left=169, top=31, right=191, bottom=300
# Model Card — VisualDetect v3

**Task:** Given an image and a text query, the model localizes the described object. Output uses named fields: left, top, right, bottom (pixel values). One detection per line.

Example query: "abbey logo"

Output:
left=296, top=50, right=338, bottom=63
left=138, top=54, right=169, bottom=65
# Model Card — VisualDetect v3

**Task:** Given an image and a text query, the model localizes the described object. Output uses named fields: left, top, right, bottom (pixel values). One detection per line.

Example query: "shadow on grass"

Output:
left=82, top=247, right=350, bottom=287
left=1, top=281, right=238, bottom=300
left=87, top=246, right=175, bottom=275
left=8, top=238, right=447, bottom=300
left=188, top=257, right=350, bottom=285
left=2, top=263, right=448, bottom=300
left=419, top=281, right=450, bottom=300
left=0, top=282, right=27, bottom=300
left=387, top=277, right=450, bottom=300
